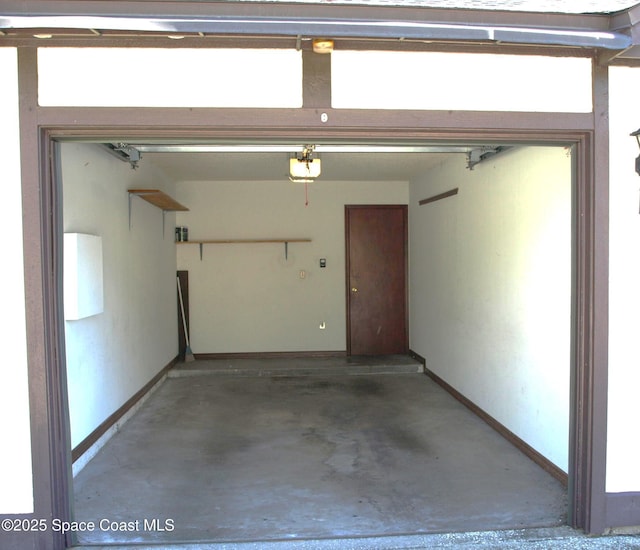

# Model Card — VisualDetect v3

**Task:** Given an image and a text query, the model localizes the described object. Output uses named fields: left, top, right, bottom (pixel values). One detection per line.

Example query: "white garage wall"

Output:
left=175, top=179, right=408, bottom=353
left=62, top=143, right=179, bottom=448
left=606, top=66, right=640, bottom=493
left=0, top=48, right=33, bottom=514
left=409, top=147, right=572, bottom=471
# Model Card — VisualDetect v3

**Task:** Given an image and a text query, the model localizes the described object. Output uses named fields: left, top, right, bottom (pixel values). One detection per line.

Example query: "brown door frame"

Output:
left=12, top=46, right=608, bottom=548
left=345, top=205, right=409, bottom=356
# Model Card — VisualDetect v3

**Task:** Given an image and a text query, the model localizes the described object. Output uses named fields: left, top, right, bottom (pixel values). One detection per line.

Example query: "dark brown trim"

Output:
left=605, top=492, right=640, bottom=528
left=71, top=357, right=179, bottom=463
left=419, top=188, right=459, bottom=206
left=37, top=107, right=594, bottom=134
left=302, top=49, right=331, bottom=109
left=195, top=351, right=346, bottom=360
left=592, top=65, right=611, bottom=525
left=568, top=59, right=610, bottom=535
left=177, top=270, right=189, bottom=361
left=0, top=35, right=602, bottom=58
left=411, top=351, right=568, bottom=487
left=35, top=128, right=601, bottom=540
left=408, top=349, right=427, bottom=367
left=345, top=206, right=353, bottom=357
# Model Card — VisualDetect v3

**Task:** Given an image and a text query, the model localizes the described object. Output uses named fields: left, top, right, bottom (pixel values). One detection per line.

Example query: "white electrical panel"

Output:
left=64, top=233, right=104, bottom=320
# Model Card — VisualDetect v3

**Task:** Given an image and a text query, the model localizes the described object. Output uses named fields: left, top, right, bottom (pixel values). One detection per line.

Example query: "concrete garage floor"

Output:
left=72, top=357, right=572, bottom=547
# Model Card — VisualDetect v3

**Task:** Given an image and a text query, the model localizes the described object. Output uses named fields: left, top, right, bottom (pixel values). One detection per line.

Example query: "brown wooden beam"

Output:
left=419, top=188, right=459, bottom=206
left=302, top=49, right=331, bottom=109
left=34, top=107, right=594, bottom=136
left=577, top=58, right=610, bottom=536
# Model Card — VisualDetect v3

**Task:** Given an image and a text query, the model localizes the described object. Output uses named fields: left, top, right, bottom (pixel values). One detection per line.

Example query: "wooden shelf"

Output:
left=128, top=189, right=188, bottom=238
left=128, top=189, right=188, bottom=212
left=177, top=239, right=311, bottom=244
left=177, top=238, right=312, bottom=260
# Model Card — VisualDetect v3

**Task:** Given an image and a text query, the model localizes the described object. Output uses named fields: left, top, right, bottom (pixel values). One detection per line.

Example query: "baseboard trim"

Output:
left=409, top=350, right=568, bottom=487
left=606, top=492, right=640, bottom=529
left=71, top=356, right=179, bottom=467
left=195, top=350, right=347, bottom=360
left=408, top=350, right=427, bottom=372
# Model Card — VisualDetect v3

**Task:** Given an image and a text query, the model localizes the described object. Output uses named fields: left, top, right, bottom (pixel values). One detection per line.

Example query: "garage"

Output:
left=60, top=137, right=571, bottom=544
left=7, top=2, right=640, bottom=548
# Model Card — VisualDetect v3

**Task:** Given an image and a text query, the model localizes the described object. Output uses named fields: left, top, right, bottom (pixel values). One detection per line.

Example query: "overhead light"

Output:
left=290, top=158, right=321, bottom=181
left=167, top=34, right=185, bottom=40
left=290, top=145, right=321, bottom=182
left=312, top=38, right=334, bottom=54
left=631, top=128, right=640, bottom=176
left=33, top=33, right=53, bottom=39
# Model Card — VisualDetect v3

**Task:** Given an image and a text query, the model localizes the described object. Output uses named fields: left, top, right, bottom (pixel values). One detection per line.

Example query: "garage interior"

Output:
left=60, top=138, right=572, bottom=545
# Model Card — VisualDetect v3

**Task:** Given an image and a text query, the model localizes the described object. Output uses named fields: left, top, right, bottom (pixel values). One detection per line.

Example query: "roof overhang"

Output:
left=606, top=3, right=640, bottom=63
left=1, top=1, right=639, bottom=63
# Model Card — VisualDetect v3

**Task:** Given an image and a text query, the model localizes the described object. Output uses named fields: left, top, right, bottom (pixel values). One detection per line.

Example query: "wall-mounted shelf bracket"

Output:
left=419, top=188, right=459, bottom=206
left=128, top=189, right=189, bottom=238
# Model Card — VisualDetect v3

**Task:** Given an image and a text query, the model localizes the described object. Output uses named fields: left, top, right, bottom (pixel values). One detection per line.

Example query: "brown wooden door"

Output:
left=346, top=205, right=408, bottom=355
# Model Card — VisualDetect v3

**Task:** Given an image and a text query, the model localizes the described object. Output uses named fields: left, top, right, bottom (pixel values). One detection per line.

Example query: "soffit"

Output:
left=227, top=1, right=640, bottom=15
left=0, top=1, right=632, bottom=46
left=1, top=1, right=638, bottom=62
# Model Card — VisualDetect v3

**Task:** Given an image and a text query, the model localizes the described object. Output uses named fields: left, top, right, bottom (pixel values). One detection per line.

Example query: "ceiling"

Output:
left=143, top=150, right=460, bottom=183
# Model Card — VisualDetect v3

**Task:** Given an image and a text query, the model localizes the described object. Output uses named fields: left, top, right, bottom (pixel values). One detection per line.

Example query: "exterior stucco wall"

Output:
left=606, top=65, right=640, bottom=493
left=0, top=47, right=33, bottom=515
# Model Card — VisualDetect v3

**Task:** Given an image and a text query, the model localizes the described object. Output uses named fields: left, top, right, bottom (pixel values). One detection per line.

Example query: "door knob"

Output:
left=351, top=287, right=358, bottom=292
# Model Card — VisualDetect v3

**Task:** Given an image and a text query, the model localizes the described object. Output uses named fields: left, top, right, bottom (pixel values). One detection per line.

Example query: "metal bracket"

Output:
left=102, top=143, right=141, bottom=169
left=466, top=146, right=511, bottom=170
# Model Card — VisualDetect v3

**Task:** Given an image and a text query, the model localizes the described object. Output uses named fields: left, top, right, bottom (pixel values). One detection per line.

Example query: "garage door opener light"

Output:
left=290, top=145, right=321, bottom=183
